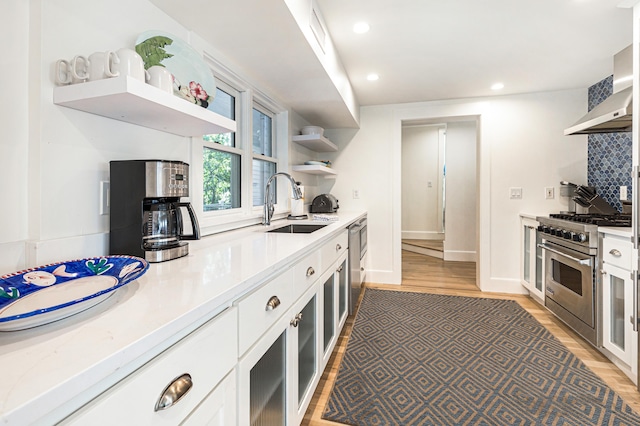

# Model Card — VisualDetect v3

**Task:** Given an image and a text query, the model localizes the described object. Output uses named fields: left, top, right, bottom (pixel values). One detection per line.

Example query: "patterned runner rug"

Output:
left=323, top=289, right=640, bottom=425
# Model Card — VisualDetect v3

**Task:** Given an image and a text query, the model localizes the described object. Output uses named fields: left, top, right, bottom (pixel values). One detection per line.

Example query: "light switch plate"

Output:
left=545, top=187, right=554, bottom=199
left=509, top=187, right=522, bottom=199
left=620, top=185, right=628, bottom=200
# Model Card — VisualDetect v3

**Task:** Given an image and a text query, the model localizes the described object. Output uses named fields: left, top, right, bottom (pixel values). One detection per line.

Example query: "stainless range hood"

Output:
left=564, top=45, right=633, bottom=136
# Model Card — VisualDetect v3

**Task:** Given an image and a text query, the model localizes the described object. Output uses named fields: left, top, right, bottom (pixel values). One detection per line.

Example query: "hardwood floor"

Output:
left=301, top=250, right=640, bottom=425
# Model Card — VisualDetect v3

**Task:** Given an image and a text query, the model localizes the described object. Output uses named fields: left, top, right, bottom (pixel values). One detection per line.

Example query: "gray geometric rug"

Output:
left=323, top=289, right=640, bottom=425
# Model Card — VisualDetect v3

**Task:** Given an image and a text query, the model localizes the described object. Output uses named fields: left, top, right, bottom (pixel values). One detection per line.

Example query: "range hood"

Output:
left=564, top=45, right=633, bottom=135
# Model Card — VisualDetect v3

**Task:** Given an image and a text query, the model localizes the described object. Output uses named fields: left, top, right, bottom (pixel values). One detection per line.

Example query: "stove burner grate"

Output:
left=549, top=213, right=631, bottom=227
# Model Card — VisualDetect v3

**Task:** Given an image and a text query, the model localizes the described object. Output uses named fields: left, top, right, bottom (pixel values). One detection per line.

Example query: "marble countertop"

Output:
left=0, top=211, right=366, bottom=425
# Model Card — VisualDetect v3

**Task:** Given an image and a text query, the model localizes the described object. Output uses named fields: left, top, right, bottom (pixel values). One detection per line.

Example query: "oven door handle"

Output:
left=536, top=243, right=592, bottom=266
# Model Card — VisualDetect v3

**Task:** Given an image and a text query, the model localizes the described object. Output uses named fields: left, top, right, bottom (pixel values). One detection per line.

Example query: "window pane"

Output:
left=203, top=147, right=241, bottom=211
left=204, top=88, right=236, bottom=147
left=253, top=159, right=276, bottom=206
left=253, top=108, right=273, bottom=156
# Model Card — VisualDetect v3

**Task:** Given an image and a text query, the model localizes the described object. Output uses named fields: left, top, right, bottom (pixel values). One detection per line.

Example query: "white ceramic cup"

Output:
left=87, top=51, right=119, bottom=81
left=55, top=55, right=89, bottom=85
left=146, top=65, right=173, bottom=93
left=112, top=48, right=146, bottom=82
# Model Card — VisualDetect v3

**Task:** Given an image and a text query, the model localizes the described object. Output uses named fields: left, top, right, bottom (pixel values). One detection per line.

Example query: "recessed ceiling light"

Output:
left=491, top=82, right=505, bottom=90
left=353, top=22, right=370, bottom=34
left=366, top=73, right=379, bottom=81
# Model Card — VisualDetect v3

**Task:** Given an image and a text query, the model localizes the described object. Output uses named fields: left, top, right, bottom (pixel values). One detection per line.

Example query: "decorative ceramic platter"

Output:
left=135, top=30, right=216, bottom=109
left=0, top=256, right=149, bottom=331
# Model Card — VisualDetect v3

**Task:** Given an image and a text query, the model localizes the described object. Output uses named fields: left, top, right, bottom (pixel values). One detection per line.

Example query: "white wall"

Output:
left=401, top=125, right=444, bottom=240
left=324, top=90, right=587, bottom=292
left=443, top=120, right=477, bottom=261
left=0, top=0, right=314, bottom=275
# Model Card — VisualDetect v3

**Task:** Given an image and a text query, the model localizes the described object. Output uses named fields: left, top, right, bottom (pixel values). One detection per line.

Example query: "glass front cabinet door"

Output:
left=520, top=216, right=544, bottom=302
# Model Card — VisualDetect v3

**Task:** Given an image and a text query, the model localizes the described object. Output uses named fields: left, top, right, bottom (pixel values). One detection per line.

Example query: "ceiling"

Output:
left=151, top=0, right=632, bottom=128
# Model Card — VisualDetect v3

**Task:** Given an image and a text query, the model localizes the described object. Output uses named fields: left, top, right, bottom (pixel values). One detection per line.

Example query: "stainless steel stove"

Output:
left=535, top=213, right=631, bottom=347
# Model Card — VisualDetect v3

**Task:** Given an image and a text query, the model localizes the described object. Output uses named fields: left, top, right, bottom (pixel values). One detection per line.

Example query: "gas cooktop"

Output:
left=549, top=213, right=631, bottom=227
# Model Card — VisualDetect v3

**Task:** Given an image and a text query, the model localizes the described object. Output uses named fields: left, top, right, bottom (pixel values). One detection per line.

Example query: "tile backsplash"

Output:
left=587, top=75, right=632, bottom=212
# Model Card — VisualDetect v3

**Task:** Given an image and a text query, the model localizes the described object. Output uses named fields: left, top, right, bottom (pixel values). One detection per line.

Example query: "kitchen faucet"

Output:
left=263, top=172, right=303, bottom=226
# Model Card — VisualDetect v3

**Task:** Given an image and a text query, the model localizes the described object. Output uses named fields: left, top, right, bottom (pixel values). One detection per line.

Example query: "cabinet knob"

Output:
left=306, top=267, right=315, bottom=277
left=609, top=249, right=622, bottom=257
left=290, top=312, right=303, bottom=327
left=337, top=265, right=343, bottom=273
left=336, top=244, right=342, bottom=251
left=265, top=295, right=281, bottom=311
left=154, top=373, right=193, bottom=412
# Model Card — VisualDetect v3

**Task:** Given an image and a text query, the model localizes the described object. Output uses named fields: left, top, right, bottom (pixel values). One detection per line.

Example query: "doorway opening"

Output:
left=400, top=117, right=478, bottom=288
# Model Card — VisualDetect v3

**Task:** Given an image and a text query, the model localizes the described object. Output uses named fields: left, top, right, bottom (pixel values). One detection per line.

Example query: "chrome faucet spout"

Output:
left=263, top=172, right=302, bottom=226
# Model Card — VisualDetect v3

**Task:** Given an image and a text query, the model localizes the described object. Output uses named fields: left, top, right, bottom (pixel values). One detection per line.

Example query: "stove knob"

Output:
left=537, top=225, right=544, bottom=232
left=563, top=230, right=572, bottom=239
left=573, top=233, right=587, bottom=243
left=548, top=227, right=555, bottom=235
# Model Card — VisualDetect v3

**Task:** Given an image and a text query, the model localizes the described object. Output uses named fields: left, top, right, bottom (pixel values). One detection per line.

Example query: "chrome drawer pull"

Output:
left=306, top=267, right=315, bottom=277
left=609, top=249, right=622, bottom=257
left=154, top=374, right=193, bottom=411
left=336, top=244, right=342, bottom=251
left=266, top=296, right=281, bottom=311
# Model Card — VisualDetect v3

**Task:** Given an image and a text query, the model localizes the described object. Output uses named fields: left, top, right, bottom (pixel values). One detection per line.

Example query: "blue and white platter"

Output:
left=0, top=256, right=149, bottom=331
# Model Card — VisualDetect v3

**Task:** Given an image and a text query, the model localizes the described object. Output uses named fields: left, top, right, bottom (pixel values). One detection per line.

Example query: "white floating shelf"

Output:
left=292, top=165, right=337, bottom=175
left=53, top=76, right=237, bottom=137
left=292, top=134, right=338, bottom=152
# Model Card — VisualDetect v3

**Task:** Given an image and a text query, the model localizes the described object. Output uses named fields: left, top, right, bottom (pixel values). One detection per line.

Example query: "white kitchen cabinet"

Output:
left=600, top=231, right=637, bottom=383
left=60, top=307, right=238, bottom=425
left=181, top=371, right=236, bottom=426
left=237, top=282, right=321, bottom=426
left=53, top=75, right=236, bottom=136
left=520, top=216, right=544, bottom=303
left=237, top=228, right=350, bottom=426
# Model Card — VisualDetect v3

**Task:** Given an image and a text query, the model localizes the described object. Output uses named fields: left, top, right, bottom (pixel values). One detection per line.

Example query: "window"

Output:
left=194, top=62, right=289, bottom=235
left=203, top=147, right=241, bottom=211
left=202, top=84, right=240, bottom=212
left=252, top=104, right=277, bottom=207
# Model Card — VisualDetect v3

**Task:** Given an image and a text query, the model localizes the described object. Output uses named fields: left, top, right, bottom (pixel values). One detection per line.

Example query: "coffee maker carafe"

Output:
left=110, top=160, right=200, bottom=262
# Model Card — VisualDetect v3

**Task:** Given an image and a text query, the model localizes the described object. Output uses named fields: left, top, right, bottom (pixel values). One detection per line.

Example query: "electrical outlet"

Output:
left=509, top=187, right=522, bottom=199
left=620, top=185, right=628, bottom=200
left=545, top=187, right=554, bottom=199
left=100, top=181, right=110, bottom=215
left=353, top=189, right=360, bottom=199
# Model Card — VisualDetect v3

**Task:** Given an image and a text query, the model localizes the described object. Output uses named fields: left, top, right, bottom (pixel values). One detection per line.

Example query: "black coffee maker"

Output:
left=109, top=160, right=200, bottom=262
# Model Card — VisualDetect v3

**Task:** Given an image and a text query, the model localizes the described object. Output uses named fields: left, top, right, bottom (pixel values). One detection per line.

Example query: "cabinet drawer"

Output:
left=62, top=308, right=238, bottom=425
left=321, top=230, right=348, bottom=271
left=237, top=269, right=293, bottom=355
left=602, top=235, right=632, bottom=271
left=293, top=251, right=321, bottom=300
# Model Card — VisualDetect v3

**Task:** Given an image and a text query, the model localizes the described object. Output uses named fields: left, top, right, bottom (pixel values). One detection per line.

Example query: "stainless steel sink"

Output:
left=267, top=224, right=327, bottom=234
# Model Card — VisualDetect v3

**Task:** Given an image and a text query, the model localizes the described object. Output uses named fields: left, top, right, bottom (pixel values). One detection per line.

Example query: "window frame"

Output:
left=191, top=53, right=291, bottom=236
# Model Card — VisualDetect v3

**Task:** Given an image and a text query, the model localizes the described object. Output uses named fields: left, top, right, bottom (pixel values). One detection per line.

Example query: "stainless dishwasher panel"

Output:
left=349, top=216, right=367, bottom=314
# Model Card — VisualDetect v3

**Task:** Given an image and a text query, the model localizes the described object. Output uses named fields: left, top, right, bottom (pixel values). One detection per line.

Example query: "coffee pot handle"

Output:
left=176, top=202, right=201, bottom=240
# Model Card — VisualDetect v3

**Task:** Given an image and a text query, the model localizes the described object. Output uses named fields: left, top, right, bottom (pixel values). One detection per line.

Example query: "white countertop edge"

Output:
left=1, top=211, right=366, bottom=425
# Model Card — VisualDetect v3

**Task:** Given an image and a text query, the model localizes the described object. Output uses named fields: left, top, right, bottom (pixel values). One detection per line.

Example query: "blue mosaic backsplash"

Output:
left=587, top=75, right=632, bottom=212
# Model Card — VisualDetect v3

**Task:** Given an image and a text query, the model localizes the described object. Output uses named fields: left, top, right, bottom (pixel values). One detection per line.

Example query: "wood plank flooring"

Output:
left=301, top=250, right=640, bottom=425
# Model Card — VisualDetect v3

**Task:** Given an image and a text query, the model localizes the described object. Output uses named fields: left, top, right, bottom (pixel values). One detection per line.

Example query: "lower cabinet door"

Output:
left=337, top=255, right=349, bottom=330
left=602, top=262, right=634, bottom=366
left=181, top=371, right=236, bottom=426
